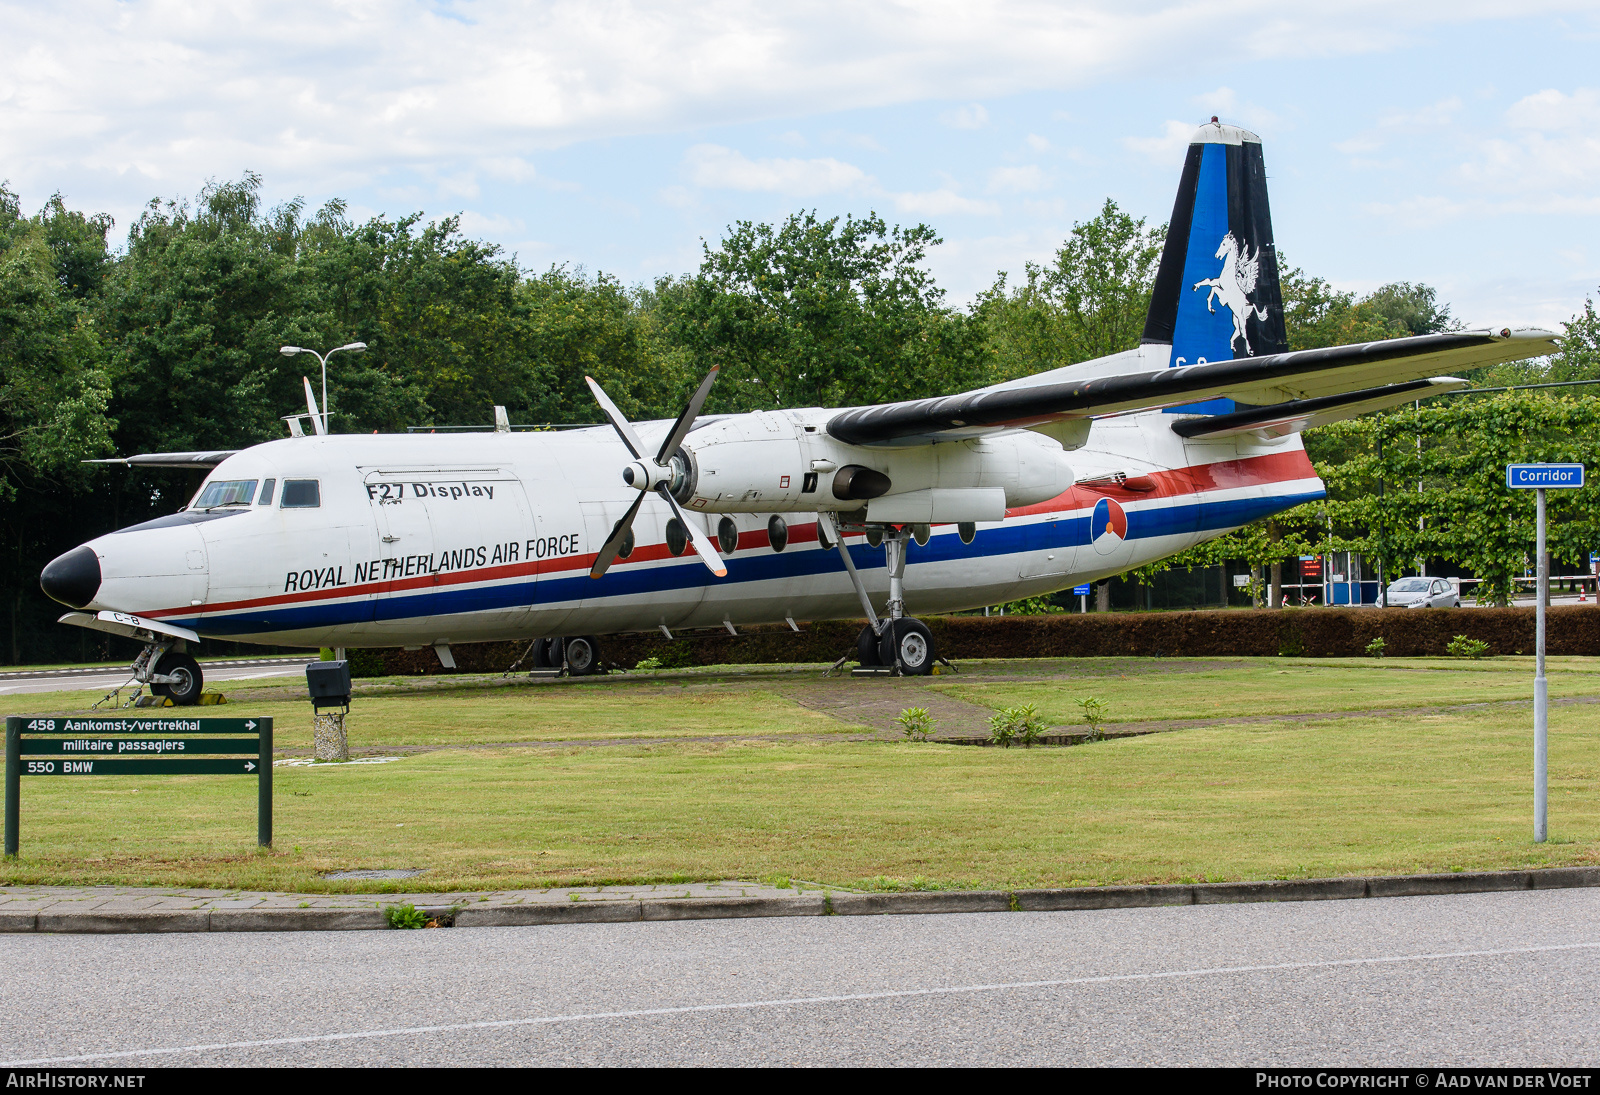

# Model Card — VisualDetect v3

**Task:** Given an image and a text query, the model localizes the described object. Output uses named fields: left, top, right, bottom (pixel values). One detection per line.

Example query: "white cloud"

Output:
left=941, top=104, right=989, bottom=130
left=889, top=189, right=1000, bottom=217
left=986, top=165, right=1048, bottom=194
left=1121, top=120, right=1195, bottom=165
left=1505, top=87, right=1600, bottom=130
left=1025, top=133, right=1051, bottom=152
left=682, top=144, right=869, bottom=196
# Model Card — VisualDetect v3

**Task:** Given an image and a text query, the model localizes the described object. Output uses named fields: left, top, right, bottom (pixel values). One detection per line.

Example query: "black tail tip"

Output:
left=41, top=546, right=100, bottom=609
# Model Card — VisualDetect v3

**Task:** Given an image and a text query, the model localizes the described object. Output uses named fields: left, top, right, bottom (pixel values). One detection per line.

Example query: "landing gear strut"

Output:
left=828, top=515, right=938, bottom=676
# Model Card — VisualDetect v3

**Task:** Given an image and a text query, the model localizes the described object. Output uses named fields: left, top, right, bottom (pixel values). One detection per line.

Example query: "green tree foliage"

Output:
left=660, top=211, right=990, bottom=411
left=977, top=199, right=1165, bottom=378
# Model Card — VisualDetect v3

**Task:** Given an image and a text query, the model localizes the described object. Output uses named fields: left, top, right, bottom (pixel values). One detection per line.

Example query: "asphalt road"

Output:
left=1, top=888, right=1596, bottom=1067
left=0, top=657, right=315, bottom=696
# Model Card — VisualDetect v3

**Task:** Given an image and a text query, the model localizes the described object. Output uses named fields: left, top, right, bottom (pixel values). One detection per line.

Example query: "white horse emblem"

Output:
left=1193, top=232, right=1268, bottom=355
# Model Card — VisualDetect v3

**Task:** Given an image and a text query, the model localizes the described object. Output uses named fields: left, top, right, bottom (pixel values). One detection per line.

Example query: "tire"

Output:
left=152, top=652, right=203, bottom=705
left=856, top=625, right=882, bottom=666
left=564, top=635, right=602, bottom=676
left=531, top=638, right=554, bottom=669
left=545, top=637, right=564, bottom=667
left=878, top=618, right=935, bottom=676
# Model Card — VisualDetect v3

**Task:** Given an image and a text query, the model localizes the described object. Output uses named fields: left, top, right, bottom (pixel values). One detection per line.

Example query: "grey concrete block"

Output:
left=1194, top=878, right=1368, bottom=905
left=1529, top=867, right=1600, bottom=890
left=0, top=910, right=38, bottom=932
left=830, top=891, right=1012, bottom=916
left=1367, top=871, right=1532, bottom=898
left=38, top=910, right=211, bottom=934
left=641, top=896, right=824, bottom=921
left=1014, top=885, right=1195, bottom=911
left=453, top=901, right=644, bottom=927
left=209, top=909, right=386, bottom=932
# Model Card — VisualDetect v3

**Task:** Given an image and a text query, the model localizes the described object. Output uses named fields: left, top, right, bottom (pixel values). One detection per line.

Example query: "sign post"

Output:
left=1506, top=463, right=1585, bottom=843
left=4, top=716, right=272, bottom=857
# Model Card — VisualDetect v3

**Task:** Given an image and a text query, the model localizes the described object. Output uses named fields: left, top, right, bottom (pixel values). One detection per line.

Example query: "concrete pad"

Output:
left=1194, top=878, right=1369, bottom=904
left=641, top=896, right=824, bottom=920
left=38, top=910, right=211, bottom=934
left=1015, top=884, right=1194, bottom=911
left=830, top=891, right=1012, bottom=916
left=210, top=909, right=386, bottom=932
left=454, top=902, right=644, bottom=927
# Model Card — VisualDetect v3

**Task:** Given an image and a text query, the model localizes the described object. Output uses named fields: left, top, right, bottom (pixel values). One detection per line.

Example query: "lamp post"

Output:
left=279, top=342, right=366, bottom=434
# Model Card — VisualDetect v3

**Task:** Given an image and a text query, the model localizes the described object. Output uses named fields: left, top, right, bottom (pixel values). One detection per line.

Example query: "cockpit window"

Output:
left=258, top=479, right=276, bottom=506
left=192, top=480, right=257, bottom=509
left=281, top=479, right=320, bottom=508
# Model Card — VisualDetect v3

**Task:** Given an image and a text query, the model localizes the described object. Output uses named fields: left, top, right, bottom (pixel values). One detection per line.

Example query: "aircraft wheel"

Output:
left=564, top=635, right=602, bottom=676
left=531, top=638, right=558, bottom=669
left=856, top=625, right=881, bottom=667
left=878, top=618, right=935, bottom=676
left=153, top=652, right=204, bottom=705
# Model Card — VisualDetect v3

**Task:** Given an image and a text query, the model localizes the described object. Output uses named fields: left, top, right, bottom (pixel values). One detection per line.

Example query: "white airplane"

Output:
left=41, top=120, right=1556, bottom=703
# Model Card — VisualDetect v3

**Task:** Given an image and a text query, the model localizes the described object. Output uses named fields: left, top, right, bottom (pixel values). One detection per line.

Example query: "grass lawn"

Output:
left=1, top=679, right=850, bottom=748
left=930, top=656, right=1600, bottom=725
left=2, top=657, right=1595, bottom=893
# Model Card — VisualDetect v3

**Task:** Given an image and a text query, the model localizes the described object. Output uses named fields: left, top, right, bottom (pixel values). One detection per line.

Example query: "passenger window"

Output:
left=281, top=480, right=320, bottom=508
left=258, top=479, right=276, bottom=506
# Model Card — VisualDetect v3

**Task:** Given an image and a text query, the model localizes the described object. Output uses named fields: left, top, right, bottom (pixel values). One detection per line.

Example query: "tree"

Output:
left=977, top=199, right=1165, bottom=379
left=660, top=211, right=990, bottom=411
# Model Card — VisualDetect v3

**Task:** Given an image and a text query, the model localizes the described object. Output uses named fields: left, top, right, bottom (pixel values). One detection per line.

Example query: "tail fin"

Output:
left=1142, top=120, right=1287, bottom=414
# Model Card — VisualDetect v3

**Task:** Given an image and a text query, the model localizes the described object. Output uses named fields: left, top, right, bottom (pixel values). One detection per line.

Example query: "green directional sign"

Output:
left=15, top=716, right=266, bottom=735
left=19, top=758, right=264, bottom=776
left=21, top=738, right=259, bottom=756
left=5, top=715, right=273, bottom=855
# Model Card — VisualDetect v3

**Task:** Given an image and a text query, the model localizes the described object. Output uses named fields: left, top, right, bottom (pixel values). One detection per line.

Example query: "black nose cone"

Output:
left=40, top=546, right=101, bottom=609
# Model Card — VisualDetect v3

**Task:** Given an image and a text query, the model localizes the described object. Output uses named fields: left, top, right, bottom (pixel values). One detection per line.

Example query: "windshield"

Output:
left=191, top=479, right=257, bottom=509
left=1389, top=578, right=1431, bottom=592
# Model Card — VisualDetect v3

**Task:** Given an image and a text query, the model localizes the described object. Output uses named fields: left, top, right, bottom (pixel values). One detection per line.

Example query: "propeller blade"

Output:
left=584, top=376, right=646, bottom=460
left=302, top=378, right=327, bottom=436
left=655, top=366, right=720, bottom=465
left=658, top=489, right=727, bottom=578
left=589, top=491, right=646, bottom=579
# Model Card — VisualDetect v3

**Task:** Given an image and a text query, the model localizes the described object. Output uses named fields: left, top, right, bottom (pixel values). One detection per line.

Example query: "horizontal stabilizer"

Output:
left=1172, top=377, right=1471, bottom=440
left=825, top=328, right=1555, bottom=447
left=85, top=451, right=239, bottom=468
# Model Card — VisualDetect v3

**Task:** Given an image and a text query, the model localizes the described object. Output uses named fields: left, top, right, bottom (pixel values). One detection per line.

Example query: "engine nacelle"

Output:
left=680, top=409, right=1077, bottom=519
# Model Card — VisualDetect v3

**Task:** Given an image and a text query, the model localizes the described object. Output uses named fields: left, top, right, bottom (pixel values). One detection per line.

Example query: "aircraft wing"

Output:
left=825, top=327, right=1557, bottom=447
left=85, top=451, right=239, bottom=468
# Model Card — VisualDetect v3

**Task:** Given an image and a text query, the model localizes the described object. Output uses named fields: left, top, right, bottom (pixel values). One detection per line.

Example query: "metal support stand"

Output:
left=1535, top=487, right=1548, bottom=843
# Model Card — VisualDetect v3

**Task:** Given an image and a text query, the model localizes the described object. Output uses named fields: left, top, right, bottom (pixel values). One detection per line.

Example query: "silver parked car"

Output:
left=1385, top=577, right=1461, bottom=608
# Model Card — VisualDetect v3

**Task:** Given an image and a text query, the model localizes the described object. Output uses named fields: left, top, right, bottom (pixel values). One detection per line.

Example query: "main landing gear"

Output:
left=829, top=516, right=938, bottom=676
left=526, top=635, right=606, bottom=676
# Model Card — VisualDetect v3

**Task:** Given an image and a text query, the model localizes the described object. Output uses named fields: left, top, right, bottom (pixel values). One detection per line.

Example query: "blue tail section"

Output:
left=1142, top=121, right=1288, bottom=416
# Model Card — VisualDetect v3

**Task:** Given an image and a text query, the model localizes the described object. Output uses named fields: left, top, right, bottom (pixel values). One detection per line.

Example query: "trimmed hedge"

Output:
left=367, top=606, right=1600, bottom=674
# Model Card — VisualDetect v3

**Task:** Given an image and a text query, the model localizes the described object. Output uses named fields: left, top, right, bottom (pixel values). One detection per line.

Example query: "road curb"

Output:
left=12, top=866, right=1598, bottom=933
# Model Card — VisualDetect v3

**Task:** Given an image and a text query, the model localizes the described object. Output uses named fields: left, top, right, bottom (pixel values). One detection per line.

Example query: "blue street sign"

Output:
left=1506, top=463, right=1585, bottom=489
left=1072, top=584, right=1091, bottom=595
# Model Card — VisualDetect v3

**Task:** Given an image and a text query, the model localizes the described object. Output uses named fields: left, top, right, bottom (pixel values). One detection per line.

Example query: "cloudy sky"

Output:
left=4, top=1, right=1599, bottom=327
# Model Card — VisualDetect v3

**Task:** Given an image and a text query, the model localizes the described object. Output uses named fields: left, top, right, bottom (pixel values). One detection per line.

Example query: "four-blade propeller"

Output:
left=586, top=368, right=726, bottom=579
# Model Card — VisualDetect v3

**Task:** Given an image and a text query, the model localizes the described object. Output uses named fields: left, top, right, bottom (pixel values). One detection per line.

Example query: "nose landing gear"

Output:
left=123, top=641, right=205, bottom=706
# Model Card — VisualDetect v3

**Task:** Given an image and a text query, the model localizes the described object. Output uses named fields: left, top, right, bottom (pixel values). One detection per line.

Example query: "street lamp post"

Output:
left=279, top=342, right=367, bottom=434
